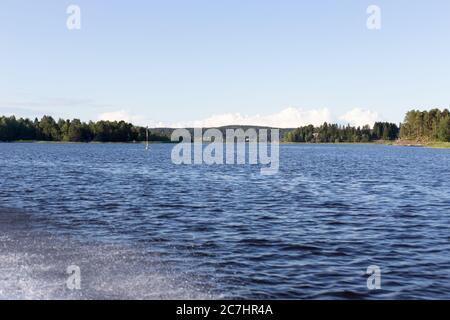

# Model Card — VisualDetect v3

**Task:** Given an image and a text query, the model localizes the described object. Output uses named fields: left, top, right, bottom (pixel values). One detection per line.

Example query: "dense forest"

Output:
left=284, top=122, right=399, bottom=143
left=285, top=109, right=450, bottom=143
left=1, top=109, right=449, bottom=143
left=399, top=109, right=450, bottom=142
left=0, top=115, right=170, bottom=142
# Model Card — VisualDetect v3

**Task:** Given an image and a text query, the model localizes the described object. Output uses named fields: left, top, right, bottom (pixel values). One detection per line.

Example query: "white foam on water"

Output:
left=0, top=231, right=218, bottom=300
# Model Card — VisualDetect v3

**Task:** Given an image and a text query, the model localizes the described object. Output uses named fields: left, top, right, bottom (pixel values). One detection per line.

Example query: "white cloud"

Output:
left=97, top=107, right=382, bottom=129
left=98, top=110, right=133, bottom=122
left=339, top=108, right=380, bottom=127
left=168, top=107, right=333, bottom=128
left=97, top=110, right=165, bottom=127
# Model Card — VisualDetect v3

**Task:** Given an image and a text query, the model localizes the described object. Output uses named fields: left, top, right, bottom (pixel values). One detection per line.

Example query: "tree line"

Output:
left=284, top=122, right=400, bottom=143
left=1, top=109, right=449, bottom=143
left=399, top=109, right=450, bottom=142
left=0, top=115, right=170, bottom=142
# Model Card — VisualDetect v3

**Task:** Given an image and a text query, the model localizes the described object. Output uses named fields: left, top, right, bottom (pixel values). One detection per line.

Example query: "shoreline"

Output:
left=0, top=140, right=172, bottom=144
left=1, top=140, right=449, bottom=149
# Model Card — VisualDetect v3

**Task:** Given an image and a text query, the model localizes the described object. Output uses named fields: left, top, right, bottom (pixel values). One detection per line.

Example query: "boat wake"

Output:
left=0, top=208, right=217, bottom=300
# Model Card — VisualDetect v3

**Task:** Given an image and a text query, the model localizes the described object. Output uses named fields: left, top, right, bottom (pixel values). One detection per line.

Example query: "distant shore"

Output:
left=393, top=140, right=450, bottom=149
left=0, top=140, right=171, bottom=144
left=2, top=139, right=449, bottom=149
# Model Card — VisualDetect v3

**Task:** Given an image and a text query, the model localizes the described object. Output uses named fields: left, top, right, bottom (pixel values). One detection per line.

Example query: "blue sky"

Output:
left=1, top=0, right=450, bottom=127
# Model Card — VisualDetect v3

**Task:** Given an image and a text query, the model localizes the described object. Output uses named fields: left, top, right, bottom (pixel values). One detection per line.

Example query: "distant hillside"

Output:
left=150, top=126, right=294, bottom=141
left=0, top=115, right=292, bottom=142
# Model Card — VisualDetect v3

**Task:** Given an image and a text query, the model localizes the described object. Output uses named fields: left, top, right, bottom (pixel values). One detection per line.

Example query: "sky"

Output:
left=1, top=0, right=450, bottom=128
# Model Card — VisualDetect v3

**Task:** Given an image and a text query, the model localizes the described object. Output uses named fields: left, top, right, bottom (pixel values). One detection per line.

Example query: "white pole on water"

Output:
left=145, top=126, right=149, bottom=150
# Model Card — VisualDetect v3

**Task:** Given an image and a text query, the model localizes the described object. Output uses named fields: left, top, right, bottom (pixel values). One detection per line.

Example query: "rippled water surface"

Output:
left=0, top=143, right=449, bottom=299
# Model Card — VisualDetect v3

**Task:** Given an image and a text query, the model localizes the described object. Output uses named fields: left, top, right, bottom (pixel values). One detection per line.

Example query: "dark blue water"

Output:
left=0, top=143, right=449, bottom=299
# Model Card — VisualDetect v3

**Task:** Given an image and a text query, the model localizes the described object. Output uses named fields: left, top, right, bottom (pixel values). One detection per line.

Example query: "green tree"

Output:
left=38, top=116, right=60, bottom=140
left=437, top=116, right=450, bottom=142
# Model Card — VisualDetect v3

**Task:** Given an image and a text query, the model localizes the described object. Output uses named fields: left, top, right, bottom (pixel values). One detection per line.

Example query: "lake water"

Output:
left=0, top=143, right=449, bottom=299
